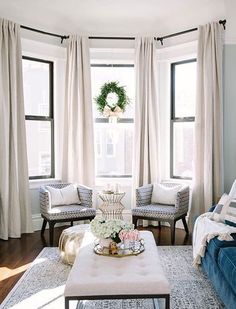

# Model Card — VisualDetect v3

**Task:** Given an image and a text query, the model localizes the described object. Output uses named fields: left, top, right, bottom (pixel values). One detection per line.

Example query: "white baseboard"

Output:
left=32, top=214, right=71, bottom=231
left=32, top=214, right=43, bottom=231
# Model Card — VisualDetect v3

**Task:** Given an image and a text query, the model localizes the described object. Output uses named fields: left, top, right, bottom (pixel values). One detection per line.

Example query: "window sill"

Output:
left=95, top=177, right=133, bottom=187
left=167, top=178, right=193, bottom=189
left=29, top=178, right=61, bottom=189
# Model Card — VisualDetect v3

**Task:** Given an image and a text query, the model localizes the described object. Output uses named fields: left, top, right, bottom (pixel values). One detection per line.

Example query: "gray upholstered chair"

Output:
left=132, top=182, right=190, bottom=245
left=39, top=183, right=96, bottom=246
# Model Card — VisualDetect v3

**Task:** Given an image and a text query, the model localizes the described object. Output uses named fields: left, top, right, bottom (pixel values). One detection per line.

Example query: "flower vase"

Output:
left=99, top=238, right=112, bottom=248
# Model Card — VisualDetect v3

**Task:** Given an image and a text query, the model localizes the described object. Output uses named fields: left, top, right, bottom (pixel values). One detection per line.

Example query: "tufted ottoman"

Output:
left=64, top=230, right=170, bottom=309
left=59, top=224, right=90, bottom=265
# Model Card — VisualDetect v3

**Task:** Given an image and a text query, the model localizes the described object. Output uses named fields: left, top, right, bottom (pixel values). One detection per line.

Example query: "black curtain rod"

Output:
left=20, top=25, right=69, bottom=43
left=20, top=19, right=226, bottom=44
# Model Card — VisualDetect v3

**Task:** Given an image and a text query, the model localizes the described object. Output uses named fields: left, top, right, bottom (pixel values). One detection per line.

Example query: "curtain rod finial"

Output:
left=219, top=19, right=226, bottom=30
left=156, top=37, right=164, bottom=46
left=61, top=35, right=69, bottom=44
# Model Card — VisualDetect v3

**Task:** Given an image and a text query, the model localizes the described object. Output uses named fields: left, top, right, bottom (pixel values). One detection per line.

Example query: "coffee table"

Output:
left=64, top=231, right=170, bottom=309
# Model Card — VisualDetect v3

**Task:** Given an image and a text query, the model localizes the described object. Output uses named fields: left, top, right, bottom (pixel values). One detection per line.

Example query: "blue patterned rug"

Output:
left=1, top=246, right=224, bottom=309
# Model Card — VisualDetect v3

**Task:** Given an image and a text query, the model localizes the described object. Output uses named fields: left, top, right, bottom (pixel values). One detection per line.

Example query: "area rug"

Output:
left=1, top=246, right=225, bottom=309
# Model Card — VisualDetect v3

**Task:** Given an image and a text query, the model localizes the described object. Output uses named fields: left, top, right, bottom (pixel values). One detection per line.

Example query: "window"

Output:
left=106, top=132, right=116, bottom=157
left=170, top=59, right=196, bottom=179
left=91, top=64, right=134, bottom=177
left=22, top=56, right=54, bottom=179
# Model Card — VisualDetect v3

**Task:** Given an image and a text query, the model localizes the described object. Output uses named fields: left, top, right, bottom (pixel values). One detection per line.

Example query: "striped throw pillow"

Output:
left=211, top=193, right=231, bottom=222
left=225, top=200, right=236, bottom=227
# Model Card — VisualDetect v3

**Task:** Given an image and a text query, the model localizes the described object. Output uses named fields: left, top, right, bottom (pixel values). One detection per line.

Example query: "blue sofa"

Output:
left=201, top=207, right=236, bottom=309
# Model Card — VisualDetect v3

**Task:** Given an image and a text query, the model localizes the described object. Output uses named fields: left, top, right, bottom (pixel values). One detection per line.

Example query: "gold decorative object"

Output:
left=98, top=191, right=125, bottom=220
left=94, top=239, right=145, bottom=258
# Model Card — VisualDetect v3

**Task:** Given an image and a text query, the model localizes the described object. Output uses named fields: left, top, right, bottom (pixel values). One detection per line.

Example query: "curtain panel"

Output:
left=62, top=36, right=95, bottom=187
left=133, top=37, right=160, bottom=189
left=133, top=37, right=160, bottom=230
left=0, top=19, right=33, bottom=239
left=190, top=22, right=223, bottom=228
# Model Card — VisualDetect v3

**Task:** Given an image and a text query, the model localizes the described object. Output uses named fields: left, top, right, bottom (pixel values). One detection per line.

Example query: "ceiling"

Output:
left=0, top=0, right=226, bottom=37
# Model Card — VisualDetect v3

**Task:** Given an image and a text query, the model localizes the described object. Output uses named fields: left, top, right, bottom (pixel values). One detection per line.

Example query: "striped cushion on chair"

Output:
left=132, top=204, right=176, bottom=219
left=43, top=205, right=96, bottom=220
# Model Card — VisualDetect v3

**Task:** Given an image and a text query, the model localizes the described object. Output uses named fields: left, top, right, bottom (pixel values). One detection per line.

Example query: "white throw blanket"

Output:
left=192, top=212, right=236, bottom=267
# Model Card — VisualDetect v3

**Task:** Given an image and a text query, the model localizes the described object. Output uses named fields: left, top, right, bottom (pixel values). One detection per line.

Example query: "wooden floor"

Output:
left=0, top=225, right=191, bottom=304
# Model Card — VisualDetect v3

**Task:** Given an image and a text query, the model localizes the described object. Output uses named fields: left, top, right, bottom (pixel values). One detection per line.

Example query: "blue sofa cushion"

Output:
left=218, top=247, right=236, bottom=295
left=202, top=251, right=236, bottom=309
left=207, top=233, right=236, bottom=261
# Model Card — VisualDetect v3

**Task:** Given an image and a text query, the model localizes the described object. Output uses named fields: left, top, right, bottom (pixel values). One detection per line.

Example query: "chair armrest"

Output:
left=78, top=185, right=93, bottom=208
left=136, top=184, right=153, bottom=207
left=39, top=187, right=51, bottom=214
left=175, top=185, right=189, bottom=214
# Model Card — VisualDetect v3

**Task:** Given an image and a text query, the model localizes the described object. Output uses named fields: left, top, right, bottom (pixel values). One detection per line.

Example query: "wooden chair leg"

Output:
left=170, top=221, right=176, bottom=245
left=132, top=216, right=138, bottom=228
left=182, top=216, right=189, bottom=234
left=41, top=219, right=47, bottom=236
left=49, top=222, right=55, bottom=247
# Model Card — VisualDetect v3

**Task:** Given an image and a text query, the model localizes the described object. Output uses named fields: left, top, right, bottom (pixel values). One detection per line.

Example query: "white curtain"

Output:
left=133, top=37, right=159, bottom=189
left=191, top=22, right=223, bottom=228
left=0, top=19, right=33, bottom=239
left=133, top=37, right=159, bottom=229
left=62, top=36, right=95, bottom=187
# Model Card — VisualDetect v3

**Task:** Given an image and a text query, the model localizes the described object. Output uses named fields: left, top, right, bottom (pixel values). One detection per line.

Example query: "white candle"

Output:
left=115, top=183, right=119, bottom=193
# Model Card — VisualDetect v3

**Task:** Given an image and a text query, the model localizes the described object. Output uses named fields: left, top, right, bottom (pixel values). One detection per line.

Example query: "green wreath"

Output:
left=95, top=81, right=130, bottom=116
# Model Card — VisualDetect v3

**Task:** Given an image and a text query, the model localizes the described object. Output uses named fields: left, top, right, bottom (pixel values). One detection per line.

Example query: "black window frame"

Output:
left=23, top=56, right=55, bottom=180
left=170, top=58, right=196, bottom=180
left=91, top=63, right=134, bottom=178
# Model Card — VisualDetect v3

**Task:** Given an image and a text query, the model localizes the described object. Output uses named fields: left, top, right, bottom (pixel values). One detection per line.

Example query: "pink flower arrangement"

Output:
left=119, top=229, right=140, bottom=242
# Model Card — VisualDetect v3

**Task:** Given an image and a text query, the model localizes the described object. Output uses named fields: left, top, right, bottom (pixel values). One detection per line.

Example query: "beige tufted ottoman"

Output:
left=59, top=224, right=90, bottom=265
left=64, top=230, right=170, bottom=309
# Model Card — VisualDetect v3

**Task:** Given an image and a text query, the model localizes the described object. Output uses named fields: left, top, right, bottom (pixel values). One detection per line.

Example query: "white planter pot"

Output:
left=99, top=238, right=112, bottom=248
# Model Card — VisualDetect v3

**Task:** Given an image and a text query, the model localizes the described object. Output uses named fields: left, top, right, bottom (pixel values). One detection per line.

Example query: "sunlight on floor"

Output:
left=0, top=258, right=46, bottom=281
left=0, top=264, right=31, bottom=281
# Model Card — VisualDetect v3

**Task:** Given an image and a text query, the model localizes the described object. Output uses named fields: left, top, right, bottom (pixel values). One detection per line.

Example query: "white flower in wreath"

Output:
left=106, top=92, right=119, bottom=107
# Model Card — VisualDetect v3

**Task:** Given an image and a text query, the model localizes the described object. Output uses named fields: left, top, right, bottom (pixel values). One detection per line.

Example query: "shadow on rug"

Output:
left=1, top=246, right=224, bottom=309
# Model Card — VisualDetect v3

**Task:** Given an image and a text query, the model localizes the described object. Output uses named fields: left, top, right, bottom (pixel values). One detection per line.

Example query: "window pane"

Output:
left=174, top=61, right=196, bottom=118
left=95, top=123, right=133, bottom=176
left=173, top=122, right=194, bottom=178
left=22, top=59, right=50, bottom=116
left=91, top=66, right=134, bottom=118
left=26, top=120, right=52, bottom=177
